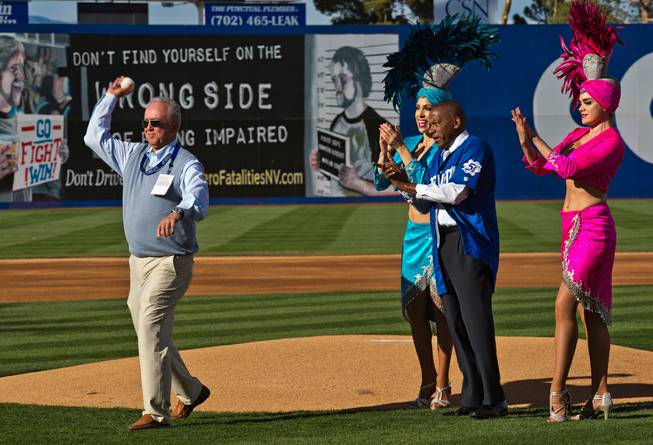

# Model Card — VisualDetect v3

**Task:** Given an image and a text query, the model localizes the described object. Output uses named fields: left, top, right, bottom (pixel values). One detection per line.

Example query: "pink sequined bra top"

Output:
left=524, top=127, right=624, bottom=193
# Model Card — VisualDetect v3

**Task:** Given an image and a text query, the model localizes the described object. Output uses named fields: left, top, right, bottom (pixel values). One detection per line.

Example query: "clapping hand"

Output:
left=379, top=123, right=403, bottom=151
left=511, top=107, right=536, bottom=146
left=382, top=156, right=407, bottom=182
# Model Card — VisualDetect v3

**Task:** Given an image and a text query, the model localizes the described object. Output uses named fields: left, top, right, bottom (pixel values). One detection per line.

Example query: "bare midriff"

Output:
left=560, top=132, right=608, bottom=212
left=406, top=139, right=433, bottom=224
left=562, top=180, right=606, bottom=212
left=408, top=205, right=431, bottom=224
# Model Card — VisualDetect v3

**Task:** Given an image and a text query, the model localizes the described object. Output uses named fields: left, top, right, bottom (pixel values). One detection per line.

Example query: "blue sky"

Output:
left=28, top=1, right=530, bottom=25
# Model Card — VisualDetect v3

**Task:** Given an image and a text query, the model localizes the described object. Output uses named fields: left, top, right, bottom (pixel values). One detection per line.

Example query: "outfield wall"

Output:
left=0, top=24, right=651, bottom=207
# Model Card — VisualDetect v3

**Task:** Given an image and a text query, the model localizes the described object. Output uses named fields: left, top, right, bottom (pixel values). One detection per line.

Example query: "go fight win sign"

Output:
left=13, top=114, right=64, bottom=191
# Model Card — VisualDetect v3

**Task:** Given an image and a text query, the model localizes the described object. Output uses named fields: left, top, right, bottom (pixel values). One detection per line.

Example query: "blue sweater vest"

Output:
left=122, top=144, right=199, bottom=257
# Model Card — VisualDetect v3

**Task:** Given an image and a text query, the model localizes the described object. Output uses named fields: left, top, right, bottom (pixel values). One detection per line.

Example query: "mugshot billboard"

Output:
left=303, top=34, right=400, bottom=198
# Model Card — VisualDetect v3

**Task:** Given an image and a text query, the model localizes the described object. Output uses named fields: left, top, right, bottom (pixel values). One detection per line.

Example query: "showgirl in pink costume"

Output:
left=510, top=0, right=624, bottom=423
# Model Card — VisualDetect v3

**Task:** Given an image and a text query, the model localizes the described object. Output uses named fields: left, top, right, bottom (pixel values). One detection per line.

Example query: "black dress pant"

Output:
left=438, top=227, right=505, bottom=408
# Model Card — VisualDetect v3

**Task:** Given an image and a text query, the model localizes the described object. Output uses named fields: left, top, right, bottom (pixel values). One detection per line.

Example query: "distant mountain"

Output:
left=29, top=15, right=74, bottom=24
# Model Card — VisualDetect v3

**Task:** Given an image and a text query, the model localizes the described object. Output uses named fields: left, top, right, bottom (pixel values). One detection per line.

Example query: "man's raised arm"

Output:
left=83, top=76, right=140, bottom=176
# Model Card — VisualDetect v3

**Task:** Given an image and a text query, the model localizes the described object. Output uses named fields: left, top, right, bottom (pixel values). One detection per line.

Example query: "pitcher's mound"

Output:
left=1, top=336, right=652, bottom=412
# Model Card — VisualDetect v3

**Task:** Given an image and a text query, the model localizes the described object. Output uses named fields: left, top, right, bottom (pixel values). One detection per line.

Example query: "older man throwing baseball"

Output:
left=84, top=76, right=211, bottom=431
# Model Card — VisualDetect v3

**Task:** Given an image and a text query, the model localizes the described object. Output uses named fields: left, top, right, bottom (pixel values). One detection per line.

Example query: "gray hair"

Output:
left=150, top=97, right=181, bottom=129
left=0, top=35, right=24, bottom=72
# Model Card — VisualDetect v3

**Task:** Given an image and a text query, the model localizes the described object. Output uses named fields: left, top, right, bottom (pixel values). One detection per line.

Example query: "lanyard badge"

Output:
left=151, top=174, right=174, bottom=195
left=142, top=143, right=180, bottom=196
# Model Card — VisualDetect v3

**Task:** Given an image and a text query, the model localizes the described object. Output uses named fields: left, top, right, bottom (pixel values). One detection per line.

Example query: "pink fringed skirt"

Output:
left=560, top=203, right=616, bottom=325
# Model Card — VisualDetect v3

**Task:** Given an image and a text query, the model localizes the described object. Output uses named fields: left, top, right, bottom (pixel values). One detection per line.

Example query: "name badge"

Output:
left=151, top=174, right=174, bottom=196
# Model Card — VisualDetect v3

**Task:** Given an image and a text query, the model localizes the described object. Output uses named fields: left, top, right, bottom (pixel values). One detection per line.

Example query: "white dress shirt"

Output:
left=414, top=130, right=471, bottom=227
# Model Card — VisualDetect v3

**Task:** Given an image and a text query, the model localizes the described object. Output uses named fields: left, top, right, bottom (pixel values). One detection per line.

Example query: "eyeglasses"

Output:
left=142, top=119, right=163, bottom=128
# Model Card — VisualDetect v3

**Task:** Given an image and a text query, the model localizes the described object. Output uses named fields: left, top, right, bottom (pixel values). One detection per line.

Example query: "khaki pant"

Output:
left=127, top=254, right=202, bottom=422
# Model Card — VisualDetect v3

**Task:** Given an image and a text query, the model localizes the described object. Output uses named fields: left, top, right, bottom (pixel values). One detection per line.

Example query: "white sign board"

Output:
left=12, top=114, right=64, bottom=191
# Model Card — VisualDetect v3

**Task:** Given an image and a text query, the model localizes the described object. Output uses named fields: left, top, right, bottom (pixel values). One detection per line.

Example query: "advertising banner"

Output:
left=0, top=1, right=28, bottom=25
left=204, top=2, right=305, bottom=27
left=0, top=35, right=69, bottom=203
left=65, top=34, right=305, bottom=200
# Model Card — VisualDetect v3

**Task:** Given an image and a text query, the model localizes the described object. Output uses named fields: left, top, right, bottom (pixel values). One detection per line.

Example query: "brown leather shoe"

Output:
left=171, top=385, right=211, bottom=420
left=128, top=414, right=170, bottom=431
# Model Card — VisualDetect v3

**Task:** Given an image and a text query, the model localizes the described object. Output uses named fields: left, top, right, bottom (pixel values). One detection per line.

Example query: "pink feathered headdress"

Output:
left=553, top=0, right=623, bottom=110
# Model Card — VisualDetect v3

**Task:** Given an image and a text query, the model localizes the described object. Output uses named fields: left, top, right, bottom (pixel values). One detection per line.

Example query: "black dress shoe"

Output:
left=444, top=406, right=478, bottom=416
left=471, top=400, right=508, bottom=419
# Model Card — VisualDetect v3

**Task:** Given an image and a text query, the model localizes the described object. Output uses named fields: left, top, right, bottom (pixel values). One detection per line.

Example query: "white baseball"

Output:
left=120, top=76, right=135, bottom=92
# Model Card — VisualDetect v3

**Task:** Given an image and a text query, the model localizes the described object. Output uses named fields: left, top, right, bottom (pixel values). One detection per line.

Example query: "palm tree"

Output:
left=501, top=0, right=512, bottom=24
left=640, top=0, right=651, bottom=22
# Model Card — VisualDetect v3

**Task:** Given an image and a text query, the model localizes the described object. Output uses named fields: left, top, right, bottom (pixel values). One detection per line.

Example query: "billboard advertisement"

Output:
left=204, top=2, right=306, bottom=27
left=304, top=34, right=400, bottom=197
left=67, top=34, right=306, bottom=200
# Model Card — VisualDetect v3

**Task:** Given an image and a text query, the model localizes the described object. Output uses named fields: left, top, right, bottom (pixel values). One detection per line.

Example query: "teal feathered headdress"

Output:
left=383, top=15, right=500, bottom=111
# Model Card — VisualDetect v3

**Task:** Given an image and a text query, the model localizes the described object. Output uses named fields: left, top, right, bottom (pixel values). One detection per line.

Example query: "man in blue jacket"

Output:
left=385, top=100, right=506, bottom=419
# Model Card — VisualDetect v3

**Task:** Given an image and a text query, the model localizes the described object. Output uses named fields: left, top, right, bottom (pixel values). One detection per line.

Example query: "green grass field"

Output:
left=1, top=201, right=652, bottom=443
left=0, top=200, right=651, bottom=258
left=1, top=286, right=652, bottom=377
left=2, top=402, right=652, bottom=445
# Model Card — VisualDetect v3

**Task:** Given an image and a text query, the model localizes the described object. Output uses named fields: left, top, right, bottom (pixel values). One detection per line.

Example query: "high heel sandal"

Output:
left=415, top=383, right=435, bottom=408
left=547, top=389, right=572, bottom=422
left=430, top=384, right=452, bottom=409
left=573, top=392, right=613, bottom=420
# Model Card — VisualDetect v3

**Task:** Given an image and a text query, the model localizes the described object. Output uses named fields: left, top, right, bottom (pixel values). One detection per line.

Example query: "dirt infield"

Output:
left=0, top=335, right=652, bottom=412
left=2, top=252, right=653, bottom=303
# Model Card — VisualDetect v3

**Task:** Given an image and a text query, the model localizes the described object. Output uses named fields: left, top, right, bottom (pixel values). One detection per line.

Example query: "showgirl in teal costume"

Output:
left=374, top=86, right=454, bottom=409
left=375, top=86, right=452, bottom=318
left=374, top=16, right=498, bottom=409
